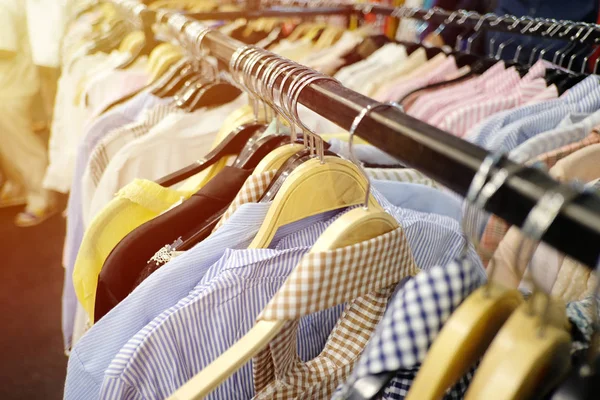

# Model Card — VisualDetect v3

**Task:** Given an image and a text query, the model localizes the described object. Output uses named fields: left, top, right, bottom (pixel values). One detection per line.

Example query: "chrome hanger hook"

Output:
left=514, top=181, right=585, bottom=335
left=287, top=68, right=339, bottom=161
left=349, top=102, right=404, bottom=209
left=463, top=155, right=529, bottom=292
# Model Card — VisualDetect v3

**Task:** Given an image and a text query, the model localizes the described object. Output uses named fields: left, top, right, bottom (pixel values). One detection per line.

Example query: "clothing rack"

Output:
left=359, top=4, right=600, bottom=47
left=109, top=0, right=600, bottom=270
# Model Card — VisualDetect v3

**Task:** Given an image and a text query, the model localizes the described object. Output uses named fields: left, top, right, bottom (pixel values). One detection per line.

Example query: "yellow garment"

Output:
left=74, top=102, right=260, bottom=320
left=73, top=179, right=193, bottom=320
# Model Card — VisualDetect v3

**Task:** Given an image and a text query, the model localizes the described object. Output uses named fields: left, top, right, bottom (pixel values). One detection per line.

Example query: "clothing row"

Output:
left=58, top=2, right=600, bottom=400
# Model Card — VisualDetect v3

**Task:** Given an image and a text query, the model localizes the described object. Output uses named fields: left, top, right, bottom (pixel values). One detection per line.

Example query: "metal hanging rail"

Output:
left=108, top=0, right=600, bottom=269
left=187, top=6, right=354, bottom=21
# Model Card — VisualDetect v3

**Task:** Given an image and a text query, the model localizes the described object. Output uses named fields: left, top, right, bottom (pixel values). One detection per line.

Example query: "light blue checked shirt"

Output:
left=476, top=81, right=600, bottom=154
left=465, top=75, right=600, bottom=149
left=334, top=255, right=486, bottom=400
left=509, top=109, right=600, bottom=163
left=64, top=180, right=466, bottom=400
left=62, top=92, right=170, bottom=351
left=97, top=186, right=476, bottom=400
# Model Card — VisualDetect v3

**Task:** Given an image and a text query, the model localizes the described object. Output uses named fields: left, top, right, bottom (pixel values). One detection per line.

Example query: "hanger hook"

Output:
left=282, top=67, right=316, bottom=154
left=278, top=64, right=311, bottom=143
left=287, top=67, right=339, bottom=161
left=467, top=14, right=497, bottom=54
left=243, top=49, right=269, bottom=122
left=433, top=10, right=459, bottom=38
left=513, top=18, right=536, bottom=62
left=463, top=154, right=529, bottom=292
left=268, top=61, right=301, bottom=138
left=454, top=10, right=479, bottom=52
left=248, top=52, right=279, bottom=122
left=260, top=56, right=290, bottom=129
left=423, top=7, right=437, bottom=21
left=349, top=103, right=404, bottom=209
left=513, top=181, right=585, bottom=335
left=231, top=47, right=261, bottom=120
left=567, top=26, right=596, bottom=71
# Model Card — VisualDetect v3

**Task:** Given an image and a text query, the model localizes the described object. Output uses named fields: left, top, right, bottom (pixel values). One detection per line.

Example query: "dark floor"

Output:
left=0, top=205, right=67, bottom=400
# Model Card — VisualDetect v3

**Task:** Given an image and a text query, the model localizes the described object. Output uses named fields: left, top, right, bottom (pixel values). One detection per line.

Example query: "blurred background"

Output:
left=2, top=0, right=600, bottom=399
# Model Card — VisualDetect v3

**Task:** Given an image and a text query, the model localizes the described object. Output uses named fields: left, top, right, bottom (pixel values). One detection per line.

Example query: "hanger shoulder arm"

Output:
left=168, top=320, right=286, bottom=400
left=406, top=286, right=523, bottom=400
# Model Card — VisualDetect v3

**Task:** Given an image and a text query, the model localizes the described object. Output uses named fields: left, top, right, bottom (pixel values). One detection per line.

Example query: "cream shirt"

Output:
left=89, top=96, right=247, bottom=223
left=25, top=0, right=67, bottom=68
left=0, top=0, right=40, bottom=98
left=492, top=144, right=600, bottom=293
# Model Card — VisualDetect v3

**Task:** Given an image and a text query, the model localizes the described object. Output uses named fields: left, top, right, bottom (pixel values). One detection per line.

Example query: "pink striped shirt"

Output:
left=376, top=56, right=459, bottom=103
left=426, top=65, right=522, bottom=127
left=408, top=61, right=507, bottom=122
left=435, top=61, right=553, bottom=136
left=438, top=78, right=552, bottom=136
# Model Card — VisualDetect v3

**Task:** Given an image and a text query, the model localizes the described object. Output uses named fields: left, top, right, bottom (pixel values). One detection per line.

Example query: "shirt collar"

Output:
left=349, top=256, right=486, bottom=380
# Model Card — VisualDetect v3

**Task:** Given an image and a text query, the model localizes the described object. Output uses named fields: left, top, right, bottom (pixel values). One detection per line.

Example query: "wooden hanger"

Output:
left=155, top=119, right=266, bottom=187
left=308, top=103, right=402, bottom=252
left=550, top=250, right=600, bottom=400
left=165, top=100, right=405, bottom=400
left=465, top=183, right=586, bottom=400
left=405, top=156, right=529, bottom=400
left=149, top=45, right=184, bottom=83
left=167, top=151, right=399, bottom=400
left=118, top=31, right=146, bottom=54
left=167, top=172, right=401, bottom=400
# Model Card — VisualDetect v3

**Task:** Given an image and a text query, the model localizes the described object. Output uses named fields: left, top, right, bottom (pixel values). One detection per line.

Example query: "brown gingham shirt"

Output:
left=252, top=227, right=419, bottom=399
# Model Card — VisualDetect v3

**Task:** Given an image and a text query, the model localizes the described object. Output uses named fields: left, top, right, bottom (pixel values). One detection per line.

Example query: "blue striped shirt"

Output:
left=484, top=84, right=600, bottom=154
left=97, top=187, right=481, bottom=399
left=465, top=75, right=599, bottom=149
left=509, top=109, right=600, bottom=163
left=462, top=77, right=600, bottom=240
left=64, top=180, right=463, bottom=399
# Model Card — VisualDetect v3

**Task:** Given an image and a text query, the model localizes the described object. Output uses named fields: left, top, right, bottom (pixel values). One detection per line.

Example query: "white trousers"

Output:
left=0, top=96, right=52, bottom=210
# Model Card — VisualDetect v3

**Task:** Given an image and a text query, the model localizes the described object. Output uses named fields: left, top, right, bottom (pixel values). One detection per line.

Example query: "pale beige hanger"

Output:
left=406, top=154, right=527, bottom=400
left=466, top=183, right=585, bottom=400
left=167, top=58, right=408, bottom=398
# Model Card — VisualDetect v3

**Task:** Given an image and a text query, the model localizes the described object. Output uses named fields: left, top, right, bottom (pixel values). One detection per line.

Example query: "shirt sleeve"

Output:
left=0, top=8, right=19, bottom=54
left=64, top=350, right=103, bottom=399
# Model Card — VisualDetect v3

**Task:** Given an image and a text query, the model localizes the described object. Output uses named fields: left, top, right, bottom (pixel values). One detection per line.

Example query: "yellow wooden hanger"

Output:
left=405, top=156, right=529, bottom=400
left=118, top=30, right=145, bottom=54
left=149, top=44, right=184, bottom=83
left=465, top=294, right=571, bottom=400
left=286, top=22, right=314, bottom=42
left=465, top=184, right=585, bottom=400
left=310, top=103, right=403, bottom=251
left=314, top=26, right=344, bottom=50
left=166, top=89, right=400, bottom=400
left=303, top=23, right=328, bottom=42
